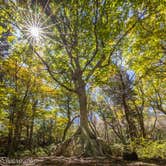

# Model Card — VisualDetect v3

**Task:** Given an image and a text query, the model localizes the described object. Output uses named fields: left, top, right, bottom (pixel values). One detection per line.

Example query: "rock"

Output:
left=123, top=151, right=138, bottom=161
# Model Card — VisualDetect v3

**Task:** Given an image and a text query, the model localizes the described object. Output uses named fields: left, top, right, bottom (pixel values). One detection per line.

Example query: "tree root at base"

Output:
left=54, top=127, right=112, bottom=157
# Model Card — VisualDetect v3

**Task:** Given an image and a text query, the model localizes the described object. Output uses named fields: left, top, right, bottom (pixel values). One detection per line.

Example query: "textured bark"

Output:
left=119, top=73, right=138, bottom=140
left=122, top=97, right=137, bottom=139
left=134, top=103, right=146, bottom=138
left=76, top=78, right=106, bottom=156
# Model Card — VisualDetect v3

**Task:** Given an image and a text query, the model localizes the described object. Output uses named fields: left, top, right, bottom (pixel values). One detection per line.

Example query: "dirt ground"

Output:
left=20, top=156, right=166, bottom=166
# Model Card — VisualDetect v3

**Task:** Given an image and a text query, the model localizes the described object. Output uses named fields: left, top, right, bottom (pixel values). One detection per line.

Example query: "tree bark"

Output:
left=119, top=72, right=138, bottom=140
left=122, top=97, right=137, bottom=139
left=77, top=81, right=89, bottom=134
left=76, top=78, right=105, bottom=156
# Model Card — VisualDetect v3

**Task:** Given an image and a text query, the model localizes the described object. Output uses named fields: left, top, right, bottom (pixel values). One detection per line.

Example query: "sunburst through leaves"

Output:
left=17, top=1, right=54, bottom=45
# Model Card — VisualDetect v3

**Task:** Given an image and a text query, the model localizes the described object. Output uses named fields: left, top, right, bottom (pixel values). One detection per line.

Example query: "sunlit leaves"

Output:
left=0, top=26, right=5, bottom=34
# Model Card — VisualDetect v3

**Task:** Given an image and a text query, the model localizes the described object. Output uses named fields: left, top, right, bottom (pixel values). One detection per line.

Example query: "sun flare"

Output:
left=29, top=26, right=40, bottom=38
left=19, top=7, right=54, bottom=45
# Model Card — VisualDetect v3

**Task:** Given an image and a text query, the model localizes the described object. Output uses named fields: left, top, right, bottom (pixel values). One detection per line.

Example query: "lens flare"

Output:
left=18, top=4, right=55, bottom=45
left=29, top=26, right=40, bottom=38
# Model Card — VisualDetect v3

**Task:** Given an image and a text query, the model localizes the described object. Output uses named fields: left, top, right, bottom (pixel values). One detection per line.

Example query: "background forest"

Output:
left=0, top=0, right=166, bottom=163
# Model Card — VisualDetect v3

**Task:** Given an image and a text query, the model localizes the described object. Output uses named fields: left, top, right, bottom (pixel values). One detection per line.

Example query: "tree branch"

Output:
left=30, top=45, right=76, bottom=93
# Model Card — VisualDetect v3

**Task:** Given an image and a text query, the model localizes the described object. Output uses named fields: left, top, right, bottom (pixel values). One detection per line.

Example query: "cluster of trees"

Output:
left=0, top=0, right=165, bottom=157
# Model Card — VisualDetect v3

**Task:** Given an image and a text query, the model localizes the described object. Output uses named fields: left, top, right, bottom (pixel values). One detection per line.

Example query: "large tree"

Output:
left=33, top=0, right=138, bottom=156
left=2, top=0, right=165, bottom=156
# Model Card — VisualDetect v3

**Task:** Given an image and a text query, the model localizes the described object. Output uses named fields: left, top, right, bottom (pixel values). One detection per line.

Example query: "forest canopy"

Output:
left=0, top=0, right=166, bottom=164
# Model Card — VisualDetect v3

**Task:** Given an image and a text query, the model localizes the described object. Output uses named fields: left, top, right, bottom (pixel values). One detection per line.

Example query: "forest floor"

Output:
left=32, top=156, right=166, bottom=166
left=1, top=156, right=165, bottom=166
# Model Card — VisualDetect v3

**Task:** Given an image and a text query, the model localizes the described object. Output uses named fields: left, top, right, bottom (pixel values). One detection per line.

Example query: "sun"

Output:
left=19, top=6, right=54, bottom=45
left=29, top=26, right=40, bottom=38
left=26, top=25, right=44, bottom=44
left=14, top=0, right=58, bottom=46
left=20, top=15, right=46, bottom=45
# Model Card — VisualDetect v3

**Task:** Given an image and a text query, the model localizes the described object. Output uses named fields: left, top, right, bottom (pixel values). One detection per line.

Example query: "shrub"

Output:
left=136, top=140, right=166, bottom=159
left=35, top=147, right=47, bottom=157
left=15, top=150, right=32, bottom=157
left=111, top=143, right=124, bottom=157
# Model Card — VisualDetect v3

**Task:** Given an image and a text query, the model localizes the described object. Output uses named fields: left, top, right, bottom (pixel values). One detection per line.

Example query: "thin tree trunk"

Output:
left=62, top=115, right=79, bottom=142
left=7, top=109, right=14, bottom=156
left=29, top=100, right=37, bottom=149
left=122, top=96, right=137, bottom=139
left=13, top=84, right=29, bottom=150
left=26, top=124, right=29, bottom=143
left=119, top=72, right=138, bottom=140
left=103, top=116, right=109, bottom=143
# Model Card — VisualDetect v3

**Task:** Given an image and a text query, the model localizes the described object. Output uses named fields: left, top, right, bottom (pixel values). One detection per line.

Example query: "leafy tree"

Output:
left=0, top=0, right=165, bottom=158
left=23, top=0, right=146, bottom=156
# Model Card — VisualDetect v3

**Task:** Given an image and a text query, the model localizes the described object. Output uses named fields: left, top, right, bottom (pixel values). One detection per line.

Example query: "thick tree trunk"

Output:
left=77, top=82, right=89, bottom=134
left=76, top=79, right=105, bottom=156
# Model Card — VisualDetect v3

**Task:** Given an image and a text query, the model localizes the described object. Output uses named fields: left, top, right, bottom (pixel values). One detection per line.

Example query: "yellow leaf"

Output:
left=0, top=26, right=4, bottom=34
left=7, top=36, right=15, bottom=42
left=109, top=40, right=115, bottom=46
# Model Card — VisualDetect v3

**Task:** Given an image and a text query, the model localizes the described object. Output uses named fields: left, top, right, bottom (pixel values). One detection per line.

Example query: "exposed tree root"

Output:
left=54, top=127, right=112, bottom=157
